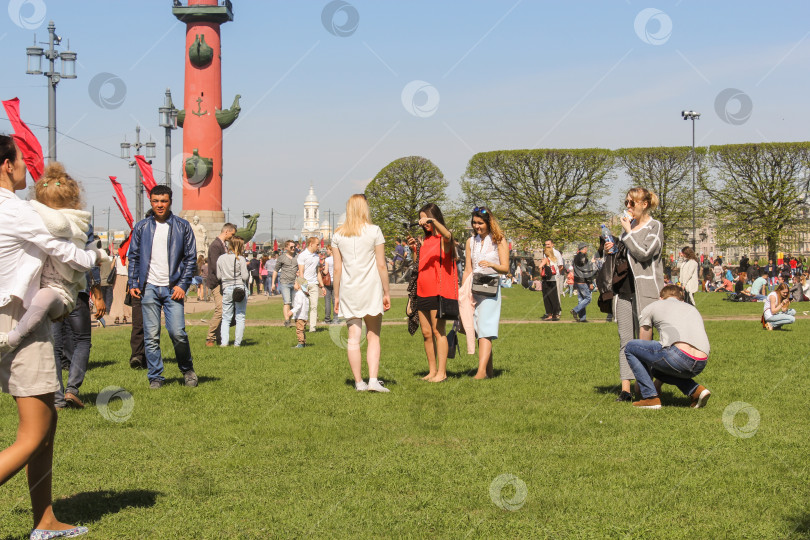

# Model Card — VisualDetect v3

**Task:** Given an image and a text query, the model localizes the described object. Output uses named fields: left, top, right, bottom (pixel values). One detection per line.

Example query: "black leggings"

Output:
left=542, top=280, right=560, bottom=316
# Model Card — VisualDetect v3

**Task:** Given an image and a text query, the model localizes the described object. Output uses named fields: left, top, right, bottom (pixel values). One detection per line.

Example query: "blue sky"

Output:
left=2, top=0, right=809, bottom=236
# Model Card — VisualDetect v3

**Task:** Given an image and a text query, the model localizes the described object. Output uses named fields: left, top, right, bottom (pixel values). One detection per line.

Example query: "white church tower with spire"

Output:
left=301, top=183, right=332, bottom=240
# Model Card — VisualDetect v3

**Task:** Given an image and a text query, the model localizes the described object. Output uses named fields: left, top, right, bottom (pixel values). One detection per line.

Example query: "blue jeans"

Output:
left=53, top=292, right=91, bottom=406
left=766, top=308, right=796, bottom=329
left=573, top=283, right=592, bottom=320
left=220, top=285, right=247, bottom=346
left=323, top=285, right=334, bottom=322
left=141, top=284, right=194, bottom=382
left=624, top=339, right=706, bottom=399
left=279, top=282, right=294, bottom=305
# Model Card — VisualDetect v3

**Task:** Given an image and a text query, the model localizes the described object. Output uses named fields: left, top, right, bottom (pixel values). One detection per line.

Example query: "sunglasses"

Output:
left=473, top=206, right=489, bottom=215
left=624, top=199, right=636, bottom=208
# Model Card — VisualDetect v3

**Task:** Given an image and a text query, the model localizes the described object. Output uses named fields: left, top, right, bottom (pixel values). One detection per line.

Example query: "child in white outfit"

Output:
left=0, top=163, right=110, bottom=352
left=291, top=277, right=310, bottom=348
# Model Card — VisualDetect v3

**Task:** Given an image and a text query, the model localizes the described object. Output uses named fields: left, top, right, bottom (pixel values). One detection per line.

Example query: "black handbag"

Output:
left=436, top=240, right=459, bottom=320
left=231, top=256, right=246, bottom=303
left=472, top=273, right=499, bottom=297
left=105, top=263, right=117, bottom=286
left=446, top=328, right=460, bottom=359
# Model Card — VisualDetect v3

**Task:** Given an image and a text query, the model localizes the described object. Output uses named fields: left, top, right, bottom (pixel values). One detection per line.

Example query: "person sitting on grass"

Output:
left=735, top=272, right=754, bottom=300
left=623, top=284, right=712, bottom=410
left=750, top=270, right=769, bottom=301
left=291, top=277, right=310, bottom=348
left=763, top=282, right=795, bottom=331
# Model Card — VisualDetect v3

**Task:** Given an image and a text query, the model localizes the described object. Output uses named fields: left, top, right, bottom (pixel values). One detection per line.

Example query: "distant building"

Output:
left=300, top=184, right=333, bottom=241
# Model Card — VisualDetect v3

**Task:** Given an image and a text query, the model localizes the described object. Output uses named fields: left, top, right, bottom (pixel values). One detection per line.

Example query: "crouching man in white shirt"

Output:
left=624, top=284, right=712, bottom=410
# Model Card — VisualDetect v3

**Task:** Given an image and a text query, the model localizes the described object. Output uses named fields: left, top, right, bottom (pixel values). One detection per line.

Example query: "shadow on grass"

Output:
left=166, top=375, right=221, bottom=386
left=594, top=385, right=695, bottom=407
left=87, top=360, right=117, bottom=370
left=52, top=489, right=161, bottom=523
left=593, top=385, right=621, bottom=396
left=412, top=368, right=507, bottom=379
left=789, top=512, right=810, bottom=536
left=344, top=378, right=400, bottom=388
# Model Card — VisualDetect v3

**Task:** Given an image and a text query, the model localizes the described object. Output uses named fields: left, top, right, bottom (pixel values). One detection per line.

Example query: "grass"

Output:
left=1, top=289, right=808, bottom=538
left=184, top=288, right=770, bottom=322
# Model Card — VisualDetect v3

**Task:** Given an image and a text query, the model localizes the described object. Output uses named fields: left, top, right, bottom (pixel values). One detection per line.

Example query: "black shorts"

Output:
left=416, top=295, right=458, bottom=315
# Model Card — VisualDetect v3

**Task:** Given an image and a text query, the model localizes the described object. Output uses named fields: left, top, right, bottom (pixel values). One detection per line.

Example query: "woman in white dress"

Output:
left=331, top=195, right=392, bottom=392
left=678, top=246, right=699, bottom=306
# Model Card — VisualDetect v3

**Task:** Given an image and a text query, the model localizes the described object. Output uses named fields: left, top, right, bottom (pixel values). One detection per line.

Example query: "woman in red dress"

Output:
left=407, top=203, right=458, bottom=383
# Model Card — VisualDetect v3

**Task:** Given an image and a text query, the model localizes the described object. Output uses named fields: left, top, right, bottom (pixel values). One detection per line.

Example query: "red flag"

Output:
left=134, top=155, right=157, bottom=195
left=118, top=234, right=131, bottom=263
left=2, top=98, right=44, bottom=181
left=109, top=176, right=134, bottom=228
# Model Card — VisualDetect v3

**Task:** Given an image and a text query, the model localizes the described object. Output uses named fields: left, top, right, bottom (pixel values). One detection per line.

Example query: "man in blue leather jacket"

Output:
left=128, top=185, right=198, bottom=388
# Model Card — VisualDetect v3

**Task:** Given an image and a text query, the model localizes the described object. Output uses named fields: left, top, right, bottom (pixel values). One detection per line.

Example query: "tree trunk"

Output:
left=767, top=236, right=777, bottom=263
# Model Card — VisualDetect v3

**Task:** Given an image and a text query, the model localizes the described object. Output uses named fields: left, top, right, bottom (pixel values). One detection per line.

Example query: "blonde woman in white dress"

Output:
left=331, top=195, right=392, bottom=392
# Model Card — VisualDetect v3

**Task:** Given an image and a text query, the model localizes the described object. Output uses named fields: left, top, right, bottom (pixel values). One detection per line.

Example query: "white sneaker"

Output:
left=0, top=332, right=10, bottom=353
left=355, top=381, right=368, bottom=391
left=368, top=380, right=390, bottom=393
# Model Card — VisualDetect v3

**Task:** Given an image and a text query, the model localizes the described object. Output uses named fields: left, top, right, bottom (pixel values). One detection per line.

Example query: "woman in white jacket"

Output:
left=678, top=246, right=700, bottom=306
left=0, top=141, right=100, bottom=539
left=217, top=236, right=249, bottom=347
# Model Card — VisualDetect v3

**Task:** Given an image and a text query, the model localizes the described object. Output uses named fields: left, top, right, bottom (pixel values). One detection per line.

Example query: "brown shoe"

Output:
left=633, top=397, right=661, bottom=409
left=690, top=385, right=711, bottom=408
left=653, top=379, right=663, bottom=396
left=64, top=392, right=85, bottom=409
left=206, top=340, right=216, bottom=347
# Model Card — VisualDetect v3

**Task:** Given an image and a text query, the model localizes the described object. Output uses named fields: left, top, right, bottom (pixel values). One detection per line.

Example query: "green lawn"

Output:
left=185, top=288, right=770, bottom=322
left=1, top=290, right=808, bottom=538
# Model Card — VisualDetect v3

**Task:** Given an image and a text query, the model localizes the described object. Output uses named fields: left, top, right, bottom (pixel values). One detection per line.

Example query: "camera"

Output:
left=402, top=222, right=420, bottom=230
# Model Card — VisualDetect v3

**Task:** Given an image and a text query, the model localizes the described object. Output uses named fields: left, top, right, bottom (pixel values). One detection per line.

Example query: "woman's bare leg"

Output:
left=346, top=319, right=363, bottom=383
left=418, top=310, right=437, bottom=380
left=428, top=315, right=448, bottom=382
left=0, top=394, right=77, bottom=531
left=363, top=314, right=382, bottom=380
left=475, top=338, right=493, bottom=379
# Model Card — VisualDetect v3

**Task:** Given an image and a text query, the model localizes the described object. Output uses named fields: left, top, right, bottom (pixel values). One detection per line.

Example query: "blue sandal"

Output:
left=30, top=526, right=89, bottom=540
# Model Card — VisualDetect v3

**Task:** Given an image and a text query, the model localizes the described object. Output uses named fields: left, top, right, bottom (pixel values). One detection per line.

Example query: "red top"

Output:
left=417, top=235, right=458, bottom=299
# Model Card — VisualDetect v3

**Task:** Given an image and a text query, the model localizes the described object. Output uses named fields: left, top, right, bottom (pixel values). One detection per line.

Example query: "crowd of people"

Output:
left=0, top=131, right=800, bottom=538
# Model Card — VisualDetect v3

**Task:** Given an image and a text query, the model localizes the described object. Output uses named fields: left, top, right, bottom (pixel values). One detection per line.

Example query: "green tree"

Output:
left=460, top=149, right=614, bottom=245
left=617, top=146, right=709, bottom=255
left=364, top=156, right=448, bottom=249
left=703, top=142, right=810, bottom=260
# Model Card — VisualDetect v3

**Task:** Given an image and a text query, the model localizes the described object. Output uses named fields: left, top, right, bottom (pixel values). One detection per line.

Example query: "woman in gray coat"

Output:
left=603, top=187, right=665, bottom=402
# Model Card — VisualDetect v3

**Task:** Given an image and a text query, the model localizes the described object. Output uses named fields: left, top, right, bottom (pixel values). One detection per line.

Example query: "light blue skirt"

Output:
left=473, top=286, right=502, bottom=340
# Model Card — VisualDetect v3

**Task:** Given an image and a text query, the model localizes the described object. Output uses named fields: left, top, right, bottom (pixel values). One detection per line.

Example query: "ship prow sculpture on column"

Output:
left=172, top=0, right=240, bottom=236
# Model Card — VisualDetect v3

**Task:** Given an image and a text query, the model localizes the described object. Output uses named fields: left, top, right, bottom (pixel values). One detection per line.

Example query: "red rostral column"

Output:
left=173, top=0, right=240, bottom=229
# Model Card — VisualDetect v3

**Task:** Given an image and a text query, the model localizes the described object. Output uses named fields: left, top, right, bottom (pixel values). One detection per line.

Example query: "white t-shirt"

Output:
left=115, top=253, right=128, bottom=276
left=297, top=248, right=320, bottom=283
left=147, top=221, right=170, bottom=286
left=325, top=255, right=334, bottom=280
left=764, top=291, right=780, bottom=319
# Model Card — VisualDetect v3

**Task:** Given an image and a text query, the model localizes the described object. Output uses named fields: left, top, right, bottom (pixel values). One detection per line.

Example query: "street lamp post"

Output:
left=158, top=89, right=178, bottom=187
left=25, top=21, right=77, bottom=162
left=682, top=110, right=701, bottom=251
left=100, top=207, right=111, bottom=248
left=120, top=126, right=156, bottom=222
